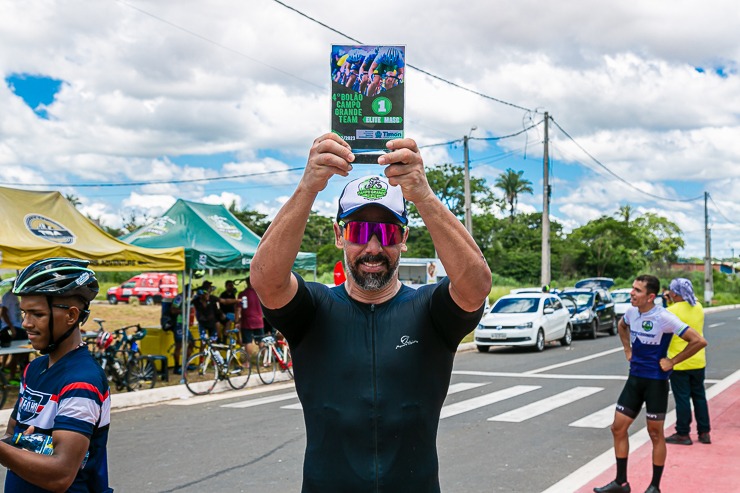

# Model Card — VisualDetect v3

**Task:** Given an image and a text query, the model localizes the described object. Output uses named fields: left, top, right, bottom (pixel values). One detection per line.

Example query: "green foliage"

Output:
left=494, top=168, right=534, bottom=219
left=228, top=201, right=270, bottom=236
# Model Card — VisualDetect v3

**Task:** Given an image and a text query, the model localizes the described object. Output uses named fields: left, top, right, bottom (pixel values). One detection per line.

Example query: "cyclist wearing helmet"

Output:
left=0, top=258, right=112, bottom=492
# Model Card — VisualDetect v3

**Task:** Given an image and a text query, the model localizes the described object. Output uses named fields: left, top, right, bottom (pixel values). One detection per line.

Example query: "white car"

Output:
left=474, top=292, right=573, bottom=352
left=611, top=288, right=632, bottom=321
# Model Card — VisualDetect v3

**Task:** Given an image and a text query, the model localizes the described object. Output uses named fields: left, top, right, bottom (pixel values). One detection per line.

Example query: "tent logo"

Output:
left=24, top=214, right=75, bottom=245
left=138, top=216, right=176, bottom=238
left=207, top=215, right=242, bottom=240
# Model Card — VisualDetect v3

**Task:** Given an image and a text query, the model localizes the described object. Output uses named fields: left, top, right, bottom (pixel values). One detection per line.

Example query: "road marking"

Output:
left=221, top=392, right=298, bottom=408
left=569, top=405, right=615, bottom=428
left=708, top=322, right=725, bottom=328
left=167, top=381, right=295, bottom=406
left=281, top=402, right=302, bottom=410
left=523, top=347, right=624, bottom=374
left=489, top=386, right=603, bottom=423
left=447, top=382, right=488, bottom=394
left=440, top=385, right=540, bottom=419
left=453, top=370, right=627, bottom=381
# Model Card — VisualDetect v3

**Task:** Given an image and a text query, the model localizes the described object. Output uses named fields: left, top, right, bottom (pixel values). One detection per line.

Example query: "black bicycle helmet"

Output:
left=13, top=257, right=99, bottom=354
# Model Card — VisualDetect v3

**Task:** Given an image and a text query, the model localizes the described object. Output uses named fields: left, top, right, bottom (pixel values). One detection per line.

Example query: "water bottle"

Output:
left=113, top=360, right=124, bottom=377
left=12, top=433, right=53, bottom=455
left=11, top=432, right=91, bottom=469
left=213, top=351, right=224, bottom=365
left=241, top=296, right=248, bottom=310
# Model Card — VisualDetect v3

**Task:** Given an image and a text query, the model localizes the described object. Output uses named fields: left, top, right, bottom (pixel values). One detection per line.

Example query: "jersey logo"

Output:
left=17, top=388, right=53, bottom=422
left=641, top=320, right=654, bottom=332
left=395, top=335, right=418, bottom=349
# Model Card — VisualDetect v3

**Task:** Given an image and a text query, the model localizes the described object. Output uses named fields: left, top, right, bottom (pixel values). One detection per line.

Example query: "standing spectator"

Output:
left=237, top=276, right=264, bottom=355
left=250, top=134, right=491, bottom=491
left=219, top=280, right=239, bottom=337
left=1, top=289, right=28, bottom=385
left=665, top=277, right=711, bottom=445
left=193, top=281, right=220, bottom=342
left=594, top=274, right=707, bottom=493
left=170, top=284, right=195, bottom=374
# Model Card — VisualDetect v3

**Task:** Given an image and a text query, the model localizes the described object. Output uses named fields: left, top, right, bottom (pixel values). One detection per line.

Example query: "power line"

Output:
left=707, top=193, right=740, bottom=226
left=0, top=168, right=305, bottom=188
left=114, top=0, right=323, bottom=90
left=271, top=0, right=535, bottom=113
left=549, top=117, right=704, bottom=203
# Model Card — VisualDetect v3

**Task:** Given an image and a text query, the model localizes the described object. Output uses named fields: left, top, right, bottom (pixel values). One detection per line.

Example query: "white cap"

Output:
left=336, top=175, right=407, bottom=225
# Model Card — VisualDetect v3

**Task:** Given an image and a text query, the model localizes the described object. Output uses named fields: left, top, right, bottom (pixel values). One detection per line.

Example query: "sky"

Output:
left=2, top=0, right=739, bottom=260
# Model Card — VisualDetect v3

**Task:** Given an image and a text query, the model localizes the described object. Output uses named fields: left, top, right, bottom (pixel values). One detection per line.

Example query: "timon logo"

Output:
left=642, top=320, right=654, bottom=332
left=357, top=177, right=388, bottom=201
left=25, top=214, right=75, bottom=245
left=17, top=388, right=52, bottom=422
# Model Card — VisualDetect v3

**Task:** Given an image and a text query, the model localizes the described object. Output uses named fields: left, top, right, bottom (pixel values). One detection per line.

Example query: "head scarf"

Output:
left=669, top=278, right=697, bottom=306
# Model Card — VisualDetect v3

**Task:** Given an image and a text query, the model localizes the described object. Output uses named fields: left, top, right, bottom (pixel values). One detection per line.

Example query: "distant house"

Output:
left=669, top=259, right=736, bottom=275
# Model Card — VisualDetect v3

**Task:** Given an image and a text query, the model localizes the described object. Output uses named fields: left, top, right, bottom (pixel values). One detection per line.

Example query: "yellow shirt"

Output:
left=667, top=301, right=706, bottom=370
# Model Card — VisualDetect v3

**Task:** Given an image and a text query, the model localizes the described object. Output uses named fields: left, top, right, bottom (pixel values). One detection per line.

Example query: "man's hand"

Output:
left=378, top=138, right=434, bottom=204
left=299, top=133, right=354, bottom=194
left=659, top=357, right=674, bottom=372
left=624, top=348, right=632, bottom=362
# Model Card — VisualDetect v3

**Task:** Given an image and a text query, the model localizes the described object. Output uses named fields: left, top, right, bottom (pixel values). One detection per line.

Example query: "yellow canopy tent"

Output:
left=0, top=186, right=185, bottom=271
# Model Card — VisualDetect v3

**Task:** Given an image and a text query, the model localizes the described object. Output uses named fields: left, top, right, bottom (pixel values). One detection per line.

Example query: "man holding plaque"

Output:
left=250, top=133, right=491, bottom=492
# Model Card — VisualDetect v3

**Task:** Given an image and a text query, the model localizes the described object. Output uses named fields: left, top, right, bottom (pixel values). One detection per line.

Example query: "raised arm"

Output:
left=379, top=139, right=491, bottom=312
left=251, top=133, right=354, bottom=309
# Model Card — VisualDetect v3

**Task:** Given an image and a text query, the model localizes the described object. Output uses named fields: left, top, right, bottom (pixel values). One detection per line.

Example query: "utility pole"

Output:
left=732, top=247, right=735, bottom=276
left=541, top=112, right=551, bottom=287
left=463, top=126, right=476, bottom=236
left=704, top=191, right=714, bottom=305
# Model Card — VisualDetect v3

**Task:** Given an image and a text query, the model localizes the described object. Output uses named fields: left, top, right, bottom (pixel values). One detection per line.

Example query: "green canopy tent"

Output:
left=120, top=199, right=316, bottom=378
left=120, top=199, right=315, bottom=271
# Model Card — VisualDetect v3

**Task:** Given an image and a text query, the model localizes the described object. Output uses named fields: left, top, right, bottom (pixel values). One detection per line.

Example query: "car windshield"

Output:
left=612, top=292, right=631, bottom=303
left=491, top=297, right=539, bottom=314
left=562, top=292, right=593, bottom=307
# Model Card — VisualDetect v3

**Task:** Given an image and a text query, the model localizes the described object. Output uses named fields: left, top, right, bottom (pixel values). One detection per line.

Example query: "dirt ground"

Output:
left=86, top=300, right=162, bottom=330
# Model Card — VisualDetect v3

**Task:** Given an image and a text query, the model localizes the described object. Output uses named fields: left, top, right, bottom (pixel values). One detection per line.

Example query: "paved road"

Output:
left=4, top=307, right=739, bottom=492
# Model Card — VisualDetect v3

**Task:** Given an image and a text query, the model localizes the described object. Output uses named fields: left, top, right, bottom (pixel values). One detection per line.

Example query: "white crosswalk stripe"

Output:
left=569, top=404, right=615, bottom=428
left=221, top=392, right=298, bottom=408
left=488, top=386, right=604, bottom=423
left=440, top=385, right=540, bottom=419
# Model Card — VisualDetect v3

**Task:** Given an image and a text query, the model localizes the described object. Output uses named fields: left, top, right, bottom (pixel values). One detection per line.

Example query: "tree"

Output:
left=494, top=169, right=533, bottom=220
left=120, top=210, right=150, bottom=234
left=615, top=204, right=635, bottom=224
left=633, top=213, right=684, bottom=267
left=228, top=202, right=270, bottom=237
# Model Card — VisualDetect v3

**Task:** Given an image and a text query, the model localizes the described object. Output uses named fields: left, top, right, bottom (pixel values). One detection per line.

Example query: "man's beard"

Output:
left=345, top=251, right=400, bottom=291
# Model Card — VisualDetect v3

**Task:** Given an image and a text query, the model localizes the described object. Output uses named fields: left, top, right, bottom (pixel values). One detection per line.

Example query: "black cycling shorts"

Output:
left=616, top=374, right=669, bottom=421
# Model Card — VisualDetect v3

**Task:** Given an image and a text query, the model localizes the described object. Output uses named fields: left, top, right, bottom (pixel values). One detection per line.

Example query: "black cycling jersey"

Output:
left=263, top=273, right=484, bottom=493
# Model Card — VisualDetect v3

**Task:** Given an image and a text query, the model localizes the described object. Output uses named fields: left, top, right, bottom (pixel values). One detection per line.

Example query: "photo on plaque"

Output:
left=331, top=45, right=405, bottom=163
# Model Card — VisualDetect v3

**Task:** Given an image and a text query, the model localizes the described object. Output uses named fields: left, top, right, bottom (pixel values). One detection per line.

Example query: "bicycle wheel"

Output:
left=184, top=352, right=218, bottom=395
left=279, top=344, right=293, bottom=379
left=226, top=348, right=251, bottom=390
left=126, top=355, right=156, bottom=391
left=256, top=346, right=277, bottom=385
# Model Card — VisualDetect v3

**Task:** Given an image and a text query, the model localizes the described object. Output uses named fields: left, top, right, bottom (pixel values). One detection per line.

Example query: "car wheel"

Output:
left=107, top=295, right=118, bottom=305
left=560, top=324, right=572, bottom=346
left=589, top=320, right=598, bottom=339
left=533, top=329, right=545, bottom=352
left=477, top=345, right=490, bottom=353
left=144, top=296, right=155, bottom=306
left=608, top=318, right=617, bottom=336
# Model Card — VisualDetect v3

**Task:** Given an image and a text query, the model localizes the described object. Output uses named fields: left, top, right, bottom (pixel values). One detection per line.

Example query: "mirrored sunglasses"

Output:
left=340, top=221, right=406, bottom=246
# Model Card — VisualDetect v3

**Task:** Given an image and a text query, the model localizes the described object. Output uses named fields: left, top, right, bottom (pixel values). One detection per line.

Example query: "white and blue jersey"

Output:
left=7, top=346, right=112, bottom=492
left=622, top=304, right=688, bottom=380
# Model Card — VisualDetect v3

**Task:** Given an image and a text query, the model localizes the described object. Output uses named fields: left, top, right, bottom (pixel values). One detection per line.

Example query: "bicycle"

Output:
left=88, top=320, right=156, bottom=391
left=256, top=334, right=293, bottom=385
left=183, top=328, right=251, bottom=395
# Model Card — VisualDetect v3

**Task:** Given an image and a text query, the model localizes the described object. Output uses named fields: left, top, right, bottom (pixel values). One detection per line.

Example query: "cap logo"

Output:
left=357, top=177, right=388, bottom=201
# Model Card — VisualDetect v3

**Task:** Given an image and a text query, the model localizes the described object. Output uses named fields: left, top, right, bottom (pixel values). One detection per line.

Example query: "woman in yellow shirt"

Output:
left=665, top=278, right=711, bottom=445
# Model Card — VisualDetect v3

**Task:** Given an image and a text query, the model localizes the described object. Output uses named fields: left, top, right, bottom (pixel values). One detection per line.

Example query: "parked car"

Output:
left=474, top=292, right=572, bottom=352
left=106, top=273, right=178, bottom=305
left=560, top=287, right=617, bottom=338
left=611, top=288, right=631, bottom=322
